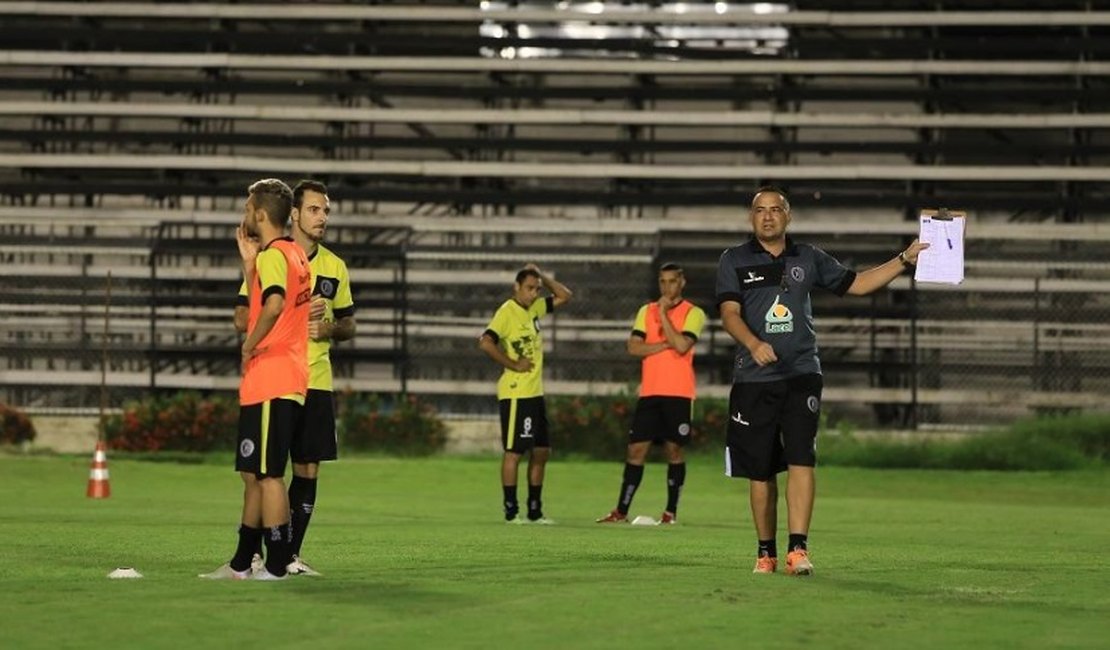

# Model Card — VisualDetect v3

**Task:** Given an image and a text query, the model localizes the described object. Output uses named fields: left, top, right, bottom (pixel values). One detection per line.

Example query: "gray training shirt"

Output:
left=716, top=236, right=856, bottom=384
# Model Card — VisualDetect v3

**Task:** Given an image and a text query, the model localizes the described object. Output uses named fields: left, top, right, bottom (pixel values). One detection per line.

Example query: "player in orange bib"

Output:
left=597, top=262, right=706, bottom=525
left=200, top=178, right=313, bottom=581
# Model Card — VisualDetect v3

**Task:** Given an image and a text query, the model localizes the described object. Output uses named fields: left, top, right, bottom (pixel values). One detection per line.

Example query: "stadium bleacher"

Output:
left=1, top=1, right=1108, bottom=426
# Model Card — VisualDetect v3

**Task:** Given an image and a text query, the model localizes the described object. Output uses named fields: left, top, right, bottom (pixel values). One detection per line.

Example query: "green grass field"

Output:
left=2, top=453, right=1107, bottom=649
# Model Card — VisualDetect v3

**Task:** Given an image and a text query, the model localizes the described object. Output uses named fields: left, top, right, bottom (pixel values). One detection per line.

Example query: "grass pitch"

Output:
left=1, top=454, right=1107, bottom=649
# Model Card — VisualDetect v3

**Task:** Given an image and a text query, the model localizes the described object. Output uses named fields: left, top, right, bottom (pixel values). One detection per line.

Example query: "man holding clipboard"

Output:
left=715, top=187, right=929, bottom=576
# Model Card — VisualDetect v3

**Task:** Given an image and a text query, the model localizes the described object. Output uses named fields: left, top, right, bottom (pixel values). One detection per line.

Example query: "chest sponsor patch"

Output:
left=765, top=295, right=794, bottom=334
left=736, top=263, right=784, bottom=290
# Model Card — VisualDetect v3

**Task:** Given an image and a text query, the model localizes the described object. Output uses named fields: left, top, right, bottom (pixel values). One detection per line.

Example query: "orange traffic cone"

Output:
left=86, top=439, right=111, bottom=499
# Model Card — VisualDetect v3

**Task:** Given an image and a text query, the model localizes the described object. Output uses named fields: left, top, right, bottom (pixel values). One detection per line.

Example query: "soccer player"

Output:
left=234, top=180, right=355, bottom=576
left=478, top=264, right=572, bottom=523
left=597, top=262, right=706, bottom=525
left=201, top=178, right=312, bottom=580
left=716, top=186, right=928, bottom=576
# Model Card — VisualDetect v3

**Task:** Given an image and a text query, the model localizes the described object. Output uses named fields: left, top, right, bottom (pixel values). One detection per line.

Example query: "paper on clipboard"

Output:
left=914, top=208, right=966, bottom=285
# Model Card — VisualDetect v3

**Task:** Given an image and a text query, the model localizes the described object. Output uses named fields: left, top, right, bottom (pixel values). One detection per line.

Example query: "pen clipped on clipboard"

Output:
left=915, top=207, right=966, bottom=285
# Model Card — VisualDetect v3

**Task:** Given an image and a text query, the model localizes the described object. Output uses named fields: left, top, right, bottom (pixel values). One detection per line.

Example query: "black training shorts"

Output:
left=237, top=397, right=303, bottom=478
left=290, top=389, right=338, bottom=464
left=499, top=396, right=550, bottom=453
left=724, top=373, right=823, bottom=481
left=629, top=396, right=694, bottom=446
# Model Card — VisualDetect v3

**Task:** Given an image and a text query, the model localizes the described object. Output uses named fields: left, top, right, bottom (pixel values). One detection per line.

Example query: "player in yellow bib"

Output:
left=234, top=180, right=355, bottom=576
left=597, top=263, right=706, bottom=525
left=478, top=264, right=572, bottom=523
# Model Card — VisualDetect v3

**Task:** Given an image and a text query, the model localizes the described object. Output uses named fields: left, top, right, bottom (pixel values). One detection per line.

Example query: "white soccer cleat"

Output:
left=526, top=517, right=556, bottom=525
left=198, top=563, right=250, bottom=580
left=252, top=566, right=288, bottom=581
left=286, top=556, right=322, bottom=576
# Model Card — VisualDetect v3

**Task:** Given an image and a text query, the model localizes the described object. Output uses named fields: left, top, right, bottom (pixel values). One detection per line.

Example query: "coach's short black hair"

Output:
left=515, top=268, right=541, bottom=284
left=751, top=185, right=791, bottom=212
left=292, top=179, right=329, bottom=208
left=248, top=178, right=293, bottom=227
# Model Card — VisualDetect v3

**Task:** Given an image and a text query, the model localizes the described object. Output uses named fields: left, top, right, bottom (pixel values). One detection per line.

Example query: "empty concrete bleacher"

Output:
left=3, top=1, right=1110, bottom=213
left=0, top=213, right=411, bottom=406
left=2, top=2, right=1110, bottom=425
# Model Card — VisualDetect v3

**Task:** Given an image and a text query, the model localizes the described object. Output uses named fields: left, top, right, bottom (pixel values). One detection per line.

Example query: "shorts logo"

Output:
left=678, top=423, right=690, bottom=437
left=791, top=266, right=805, bottom=282
left=806, top=395, right=820, bottom=413
left=765, top=296, right=794, bottom=334
left=239, top=439, right=255, bottom=458
left=521, top=416, right=533, bottom=438
left=731, top=412, right=750, bottom=426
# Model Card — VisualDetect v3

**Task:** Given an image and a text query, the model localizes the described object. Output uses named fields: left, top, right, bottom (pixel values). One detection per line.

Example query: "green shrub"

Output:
left=820, top=434, right=936, bottom=469
left=546, top=390, right=725, bottom=460
left=0, top=403, right=36, bottom=445
left=338, top=392, right=448, bottom=455
left=819, top=412, right=1110, bottom=471
left=1006, top=412, right=1110, bottom=463
left=939, top=431, right=1086, bottom=471
left=104, top=392, right=238, bottom=452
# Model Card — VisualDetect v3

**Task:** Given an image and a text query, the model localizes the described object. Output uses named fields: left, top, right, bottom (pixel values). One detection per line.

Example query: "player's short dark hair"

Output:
left=659, top=262, right=684, bottom=276
left=292, top=179, right=329, bottom=208
left=752, top=185, right=791, bottom=212
left=248, top=178, right=293, bottom=227
left=515, top=268, right=541, bottom=284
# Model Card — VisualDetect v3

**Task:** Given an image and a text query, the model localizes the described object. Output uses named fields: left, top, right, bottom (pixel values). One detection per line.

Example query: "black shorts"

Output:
left=236, top=397, right=304, bottom=478
left=499, top=396, right=549, bottom=453
left=629, top=396, right=693, bottom=446
left=291, top=389, right=338, bottom=464
left=725, top=374, right=823, bottom=481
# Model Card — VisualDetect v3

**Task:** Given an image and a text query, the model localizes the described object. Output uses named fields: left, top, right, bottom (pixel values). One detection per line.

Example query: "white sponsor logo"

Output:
left=742, top=271, right=765, bottom=284
left=239, top=439, right=255, bottom=458
left=731, top=412, right=750, bottom=426
left=678, top=423, right=690, bottom=437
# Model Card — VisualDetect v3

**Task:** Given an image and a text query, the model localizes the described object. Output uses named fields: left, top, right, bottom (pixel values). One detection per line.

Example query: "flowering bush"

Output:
left=0, top=403, right=36, bottom=445
left=104, top=391, right=238, bottom=452
left=547, top=390, right=727, bottom=459
left=338, top=392, right=448, bottom=455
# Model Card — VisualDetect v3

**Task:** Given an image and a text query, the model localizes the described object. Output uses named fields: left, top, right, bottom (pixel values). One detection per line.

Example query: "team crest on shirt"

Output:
left=791, top=266, right=805, bottom=282
left=765, top=296, right=794, bottom=334
left=315, top=275, right=339, bottom=299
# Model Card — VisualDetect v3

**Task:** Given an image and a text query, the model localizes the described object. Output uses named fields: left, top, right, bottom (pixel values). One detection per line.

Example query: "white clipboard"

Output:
left=914, top=208, right=966, bottom=285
